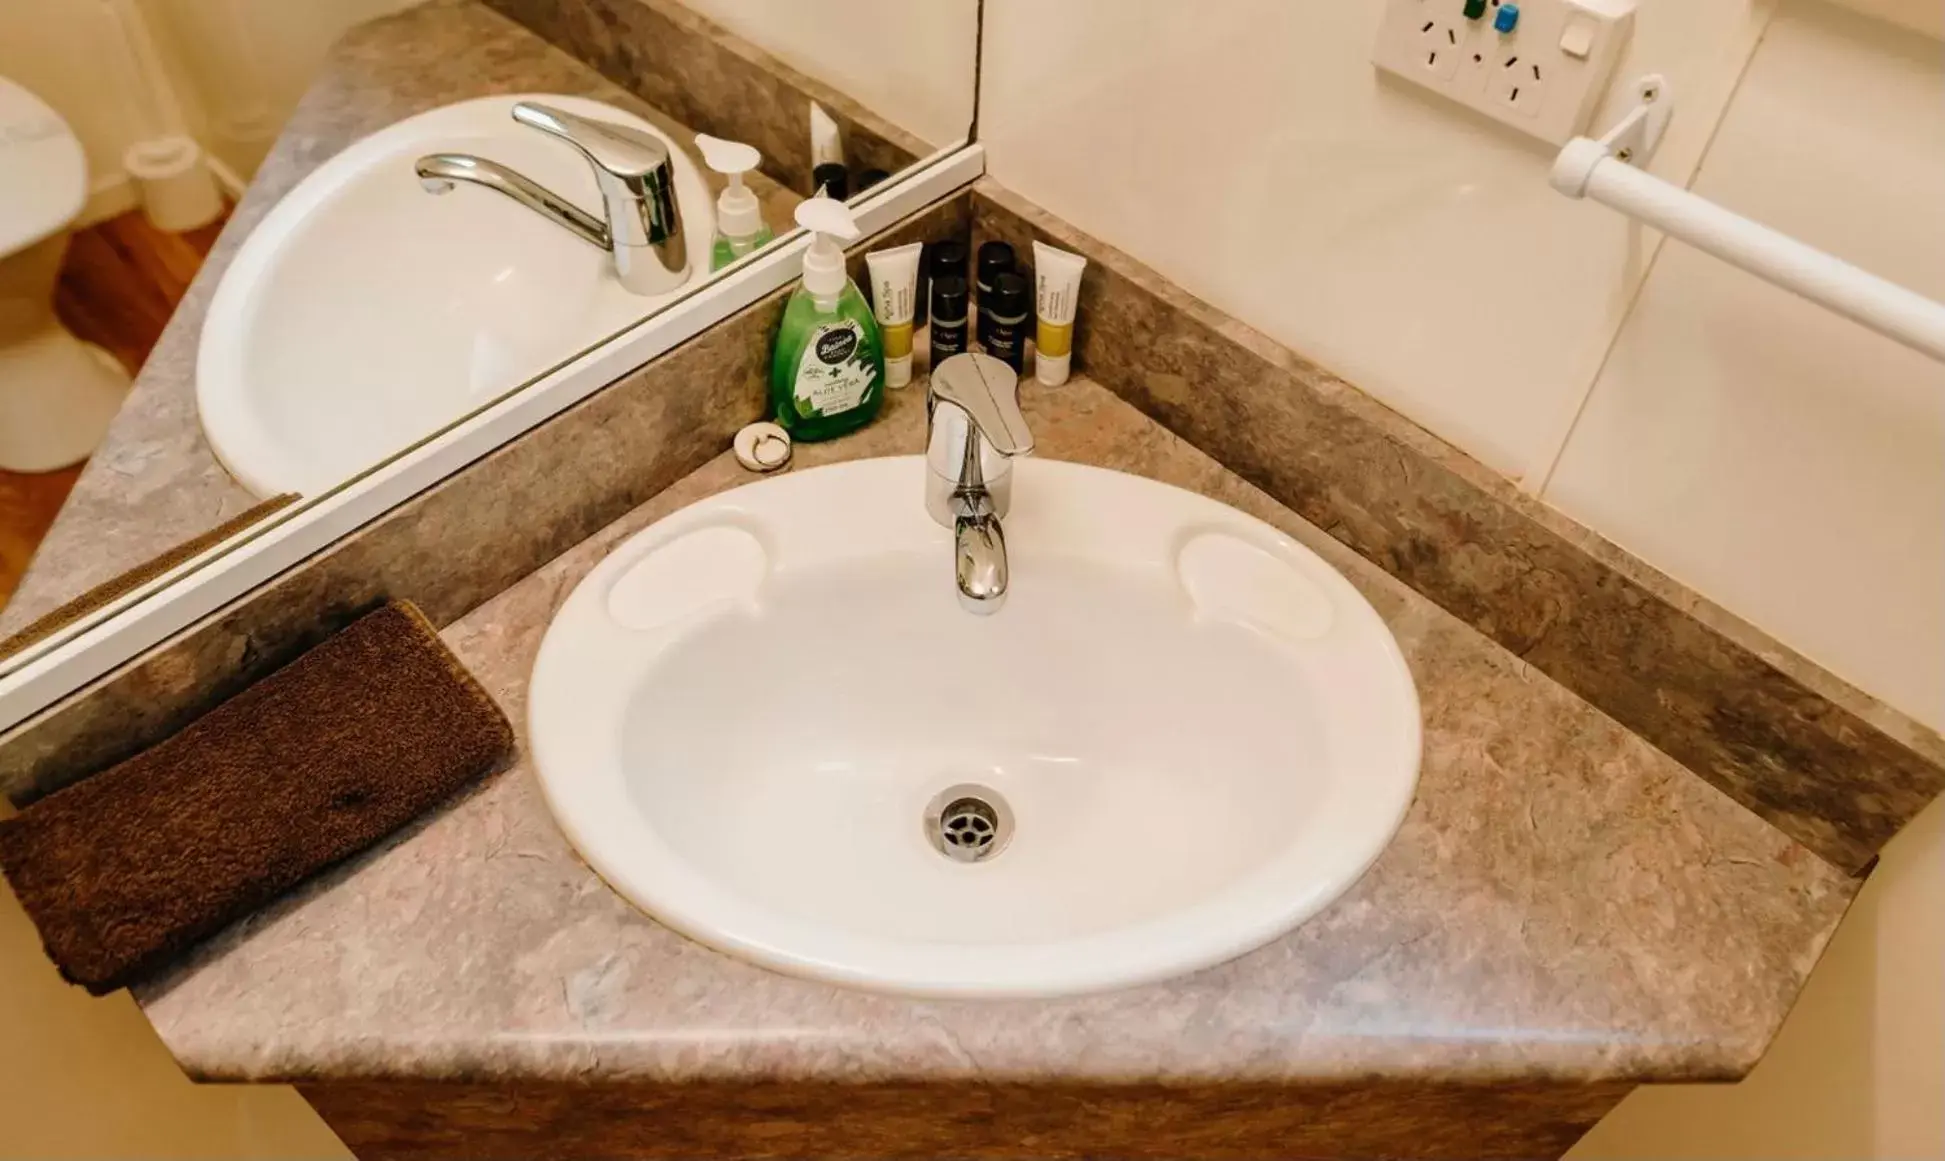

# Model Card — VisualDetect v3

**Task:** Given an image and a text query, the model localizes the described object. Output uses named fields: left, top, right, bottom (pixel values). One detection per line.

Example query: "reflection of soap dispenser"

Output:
left=695, top=133, right=774, bottom=271
left=769, top=197, right=884, bottom=442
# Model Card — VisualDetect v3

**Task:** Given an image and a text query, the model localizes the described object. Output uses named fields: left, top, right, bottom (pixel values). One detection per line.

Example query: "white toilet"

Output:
left=0, top=75, right=131, bottom=473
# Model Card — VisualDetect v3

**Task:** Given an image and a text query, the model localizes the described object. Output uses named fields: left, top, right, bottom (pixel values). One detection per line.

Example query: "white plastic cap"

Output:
left=733, top=422, right=792, bottom=472
left=1035, top=350, right=1071, bottom=387
left=886, top=354, right=912, bottom=388
left=795, top=196, right=859, bottom=298
left=696, top=134, right=764, bottom=240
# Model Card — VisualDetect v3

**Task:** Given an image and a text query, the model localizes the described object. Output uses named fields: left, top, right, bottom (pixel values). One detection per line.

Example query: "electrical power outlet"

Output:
left=1416, top=10, right=1469, bottom=80
left=1373, top=0, right=1636, bottom=146
left=1488, top=51, right=1548, bottom=117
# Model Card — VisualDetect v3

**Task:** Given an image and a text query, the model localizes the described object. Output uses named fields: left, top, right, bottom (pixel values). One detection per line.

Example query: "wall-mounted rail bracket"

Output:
left=1551, top=74, right=1672, bottom=195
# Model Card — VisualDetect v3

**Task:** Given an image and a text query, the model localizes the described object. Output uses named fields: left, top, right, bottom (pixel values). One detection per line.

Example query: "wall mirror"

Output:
left=0, top=0, right=983, bottom=727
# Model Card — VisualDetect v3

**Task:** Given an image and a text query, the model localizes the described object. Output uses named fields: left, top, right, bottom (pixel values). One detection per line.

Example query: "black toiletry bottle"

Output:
left=812, top=162, right=849, bottom=200
left=976, top=241, right=1014, bottom=302
left=981, top=272, right=1031, bottom=372
left=974, top=241, right=1016, bottom=350
left=920, top=239, right=967, bottom=328
left=929, top=276, right=970, bottom=365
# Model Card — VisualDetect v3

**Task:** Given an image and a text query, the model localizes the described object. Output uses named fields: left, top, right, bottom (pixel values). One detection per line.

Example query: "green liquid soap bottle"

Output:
left=770, top=196, right=884, bottom=442
left=696, top=133, right=773, bottom=271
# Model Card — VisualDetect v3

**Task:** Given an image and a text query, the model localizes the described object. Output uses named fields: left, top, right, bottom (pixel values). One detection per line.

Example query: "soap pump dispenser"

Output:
left=769, top=196, right=885, bottom=441
left=695, top=133, right=774, bottom=271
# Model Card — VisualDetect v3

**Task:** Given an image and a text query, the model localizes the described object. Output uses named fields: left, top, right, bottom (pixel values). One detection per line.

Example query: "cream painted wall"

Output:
left=153, top=0, right=429, bottom=177
left=1832, top=0, right=1945, bottom=37
left=671, top=0, right=978, bottom=152
left=980, top=0, right=1942, bottom=1155
left=0, top=801, right=350, bottom=1159
left=0, top=0, right=203, bottom=221
left=0, top=0, right=423, bottom=221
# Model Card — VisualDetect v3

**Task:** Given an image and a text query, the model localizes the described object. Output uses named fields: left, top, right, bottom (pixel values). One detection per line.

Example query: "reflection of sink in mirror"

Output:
left=528, top=457, right=1422, bottom=998
left=195, top=94, right=714, bottom=498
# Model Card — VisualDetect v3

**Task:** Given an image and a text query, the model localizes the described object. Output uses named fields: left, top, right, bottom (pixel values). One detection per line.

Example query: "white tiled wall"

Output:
left=979, top=2, right=1942, bottom=1153
left=1543, top=1, right=1945, bottom=731
left=976, top=0, right=1774, bottom=476
left=979, top=0, right=1943, bottom=734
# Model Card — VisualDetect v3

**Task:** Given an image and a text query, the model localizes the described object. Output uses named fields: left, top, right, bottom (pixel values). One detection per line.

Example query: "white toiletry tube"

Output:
left=1032, top=241, right=1088, bottom=386
left=809, top=101, right=843, bottom=170
left=866, top=242, right=922, bottom=388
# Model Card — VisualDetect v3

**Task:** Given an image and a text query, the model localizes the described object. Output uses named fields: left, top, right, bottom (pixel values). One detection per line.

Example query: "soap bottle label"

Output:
left=792, top=320, right=878, bottom=417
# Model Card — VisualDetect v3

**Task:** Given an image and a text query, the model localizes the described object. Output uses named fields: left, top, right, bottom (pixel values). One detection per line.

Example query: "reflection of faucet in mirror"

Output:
left=926, top=353, right=1035, bottom=615
left=415, top=100, right=689, bottom=296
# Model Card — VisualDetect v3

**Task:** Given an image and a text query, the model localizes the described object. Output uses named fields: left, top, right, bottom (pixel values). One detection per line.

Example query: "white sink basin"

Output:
left=528, top=457, right=1421, bottom=997
left=197, top=94, right=713, bottom=497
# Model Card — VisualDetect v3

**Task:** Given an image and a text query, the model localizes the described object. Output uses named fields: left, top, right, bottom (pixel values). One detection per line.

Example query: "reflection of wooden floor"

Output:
left=0, top=209, right=225, bottom=610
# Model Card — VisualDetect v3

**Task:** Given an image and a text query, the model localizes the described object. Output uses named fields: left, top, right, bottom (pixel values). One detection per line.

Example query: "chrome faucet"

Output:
left=927, top=353, right=1035, bottom=615
left=415, top=101, right=689, bottom=296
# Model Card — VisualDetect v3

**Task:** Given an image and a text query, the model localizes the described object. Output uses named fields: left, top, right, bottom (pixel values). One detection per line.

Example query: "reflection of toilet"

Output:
left=0, top=75, right=130, bottom=472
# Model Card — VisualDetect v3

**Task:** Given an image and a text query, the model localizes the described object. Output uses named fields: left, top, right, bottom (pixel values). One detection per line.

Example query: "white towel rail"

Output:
left=1552, top=77, right=1945, bottom=364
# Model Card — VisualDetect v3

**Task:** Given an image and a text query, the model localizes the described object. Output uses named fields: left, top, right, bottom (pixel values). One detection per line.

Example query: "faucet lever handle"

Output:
left=930, top=353, right=1035, bottom=457
left=512, top=101, right=671, bottom=180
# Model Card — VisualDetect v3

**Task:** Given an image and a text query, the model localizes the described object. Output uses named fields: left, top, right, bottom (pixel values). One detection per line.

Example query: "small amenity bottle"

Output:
left=929, top=275, right=969, bottom=363
left=769, top=197, right=885, bottom=441
left=980, top=272, right=1031, bottom=373
left=919, top=238, right=968, bottom=328
left=696, top=134, right=774, bottom=271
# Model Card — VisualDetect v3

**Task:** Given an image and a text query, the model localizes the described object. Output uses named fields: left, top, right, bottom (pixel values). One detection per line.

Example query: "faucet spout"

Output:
left=414, top=154, right=609, bottom=250
left=953, top=506, right=1010, bottom=615
left=927, top=353, right=1034, bottom=614
left=414, top=101, right=690, bottom=296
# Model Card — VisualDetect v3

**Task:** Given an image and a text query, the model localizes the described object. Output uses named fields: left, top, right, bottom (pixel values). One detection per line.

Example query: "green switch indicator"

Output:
left=1463, top=0, right=1488, bottom=18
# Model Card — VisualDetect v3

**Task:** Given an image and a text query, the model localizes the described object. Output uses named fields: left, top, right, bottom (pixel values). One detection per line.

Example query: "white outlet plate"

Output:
left=1373, top=0, right=1637, bottom=146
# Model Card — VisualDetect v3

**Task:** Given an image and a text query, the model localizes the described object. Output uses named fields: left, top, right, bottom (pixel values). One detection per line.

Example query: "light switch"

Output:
left=1559, top=15, right=1597, bottom=59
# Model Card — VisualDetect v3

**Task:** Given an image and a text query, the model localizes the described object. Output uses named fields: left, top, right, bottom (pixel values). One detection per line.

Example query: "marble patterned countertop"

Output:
left=0, top=0, right=797, bottom=636
left=135, top=379, right=1855, bottom=1087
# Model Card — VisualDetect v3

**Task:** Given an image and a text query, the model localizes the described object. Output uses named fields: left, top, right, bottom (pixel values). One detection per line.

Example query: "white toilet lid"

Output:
left=0, top=76, right=86, bottom=258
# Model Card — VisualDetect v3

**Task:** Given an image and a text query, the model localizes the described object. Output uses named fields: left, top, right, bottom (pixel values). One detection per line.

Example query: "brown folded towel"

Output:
left=0, top=601, right=513, bottom=993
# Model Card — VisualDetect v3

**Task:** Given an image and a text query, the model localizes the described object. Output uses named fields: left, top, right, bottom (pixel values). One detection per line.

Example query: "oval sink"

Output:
left=528, top=457, right=1421, bottom=997
left=197, top=94, right=714, bottom=498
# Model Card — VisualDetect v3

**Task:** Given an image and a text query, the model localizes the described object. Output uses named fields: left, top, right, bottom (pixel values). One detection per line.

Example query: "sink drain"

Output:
left=924, top=784, right=1013, bottom=863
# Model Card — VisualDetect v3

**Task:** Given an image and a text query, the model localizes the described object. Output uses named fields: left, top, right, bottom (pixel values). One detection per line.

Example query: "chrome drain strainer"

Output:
left=924, top=784, right=1013, bottom=863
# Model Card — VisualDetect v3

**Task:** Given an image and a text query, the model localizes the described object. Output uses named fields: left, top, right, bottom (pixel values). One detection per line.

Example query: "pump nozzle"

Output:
left=696, top=133, right=761, bottom=179
left=794, top=195, right=859, bottom=241
left=795, top=195, right=859, bottom=299
left=696, top=133, right=764, bottom=245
